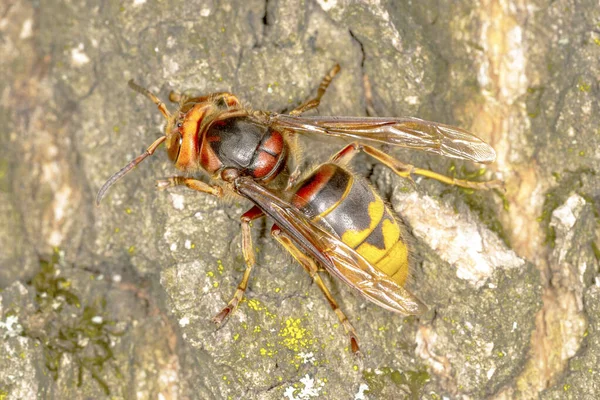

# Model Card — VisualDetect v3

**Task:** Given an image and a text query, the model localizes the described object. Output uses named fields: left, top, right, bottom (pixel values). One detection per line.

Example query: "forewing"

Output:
left=269, top=114, right=496, bottom=163
left=235, top=178, right=426, bottom=315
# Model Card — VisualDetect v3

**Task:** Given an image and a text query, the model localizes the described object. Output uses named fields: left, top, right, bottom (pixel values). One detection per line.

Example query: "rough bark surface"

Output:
left=1, top=1, right=598, bottom=399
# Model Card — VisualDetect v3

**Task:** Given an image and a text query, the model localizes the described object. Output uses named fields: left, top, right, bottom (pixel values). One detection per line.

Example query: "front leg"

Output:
left=169, top=91, right=243, bottom=109
left=289, top=64, right=340, bottom=116
left=155, top=176, right=223, bottom=197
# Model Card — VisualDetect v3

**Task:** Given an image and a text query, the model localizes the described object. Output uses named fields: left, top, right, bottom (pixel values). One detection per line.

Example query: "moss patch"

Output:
left=25, top=250, right=124, bottom=395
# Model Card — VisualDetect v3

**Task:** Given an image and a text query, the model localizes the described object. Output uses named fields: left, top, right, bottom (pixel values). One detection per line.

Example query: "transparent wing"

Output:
left=235, top=177, right=426, bottom=315
left=268, top=114, right=496, bottom=163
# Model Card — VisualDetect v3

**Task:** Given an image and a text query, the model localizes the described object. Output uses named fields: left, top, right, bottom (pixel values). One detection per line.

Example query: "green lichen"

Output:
left=526, top=86, right=545, bottom=118
left=25, top=250, right=124, bottom=395
left=0, top=158, right=9, bottom=193
left=464, top=189, right=510, bottom=246
left=31, top=251, right=81, bottom=310
left=362, top=367, right=430, bottom=399
left=591, top=241, right=600, bottom=262
left=444, top=164, right=510, bottom=246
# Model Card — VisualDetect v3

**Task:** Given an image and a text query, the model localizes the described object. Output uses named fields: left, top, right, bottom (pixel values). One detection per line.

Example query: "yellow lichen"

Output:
left=247, top=299, right=261, bottom=311
left=245, top=298, right=276, bottom=319
left=259, top=344, right=277, bottom=357
left=278, top=318, right=312, bottom=352
left=577, top=79, right=591, bottom=92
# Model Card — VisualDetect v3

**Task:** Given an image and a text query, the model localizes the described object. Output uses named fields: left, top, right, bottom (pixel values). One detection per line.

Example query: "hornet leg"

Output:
left=331, top=142, right=503, bottom=191
left=157, top=179, right=265, bottom=324
left=155, top=176, right=224, bottom=197
left=168, top=91, right=243, bottom=109
left=289, top=64, right=341, bottom=116
left=212, top=206, right=265, bottom=324
left=271, top=224, right=361, bottom=356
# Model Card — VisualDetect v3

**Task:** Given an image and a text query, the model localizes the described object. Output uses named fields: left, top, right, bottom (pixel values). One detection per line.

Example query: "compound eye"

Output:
left=166, top=131, right=182, bottom=161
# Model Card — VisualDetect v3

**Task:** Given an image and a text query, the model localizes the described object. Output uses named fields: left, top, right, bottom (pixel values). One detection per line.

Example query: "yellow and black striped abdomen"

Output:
left=293, top=163, right=410, bottom=286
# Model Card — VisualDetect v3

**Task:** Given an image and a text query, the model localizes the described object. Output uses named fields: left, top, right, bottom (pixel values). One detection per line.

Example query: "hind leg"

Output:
left=331, top=142, right=503, bottom=190
left=271, top=224, right=361, bottom=356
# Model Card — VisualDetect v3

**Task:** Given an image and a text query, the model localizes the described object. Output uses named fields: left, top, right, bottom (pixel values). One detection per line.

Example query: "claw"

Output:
left=350, top=335, right=361, bottom=356
left=155, top=179, right=172, bottom=190
left=488, top=179, right=506, bottom=192
left=212, top=306, right=233, bottom=325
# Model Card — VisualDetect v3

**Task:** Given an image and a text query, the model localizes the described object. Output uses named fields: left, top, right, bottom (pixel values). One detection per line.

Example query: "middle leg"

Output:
left=212, top=205, right=264, bottom=324
left=156, top=177, right=263, bottom=323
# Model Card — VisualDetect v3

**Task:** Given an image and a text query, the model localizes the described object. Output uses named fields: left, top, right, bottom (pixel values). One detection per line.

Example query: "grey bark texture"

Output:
left=0, top=0, right=598, bottom=399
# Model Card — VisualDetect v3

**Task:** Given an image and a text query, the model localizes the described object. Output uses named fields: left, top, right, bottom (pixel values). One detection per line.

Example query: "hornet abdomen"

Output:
left=292, top=163, right=410, bottom=286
